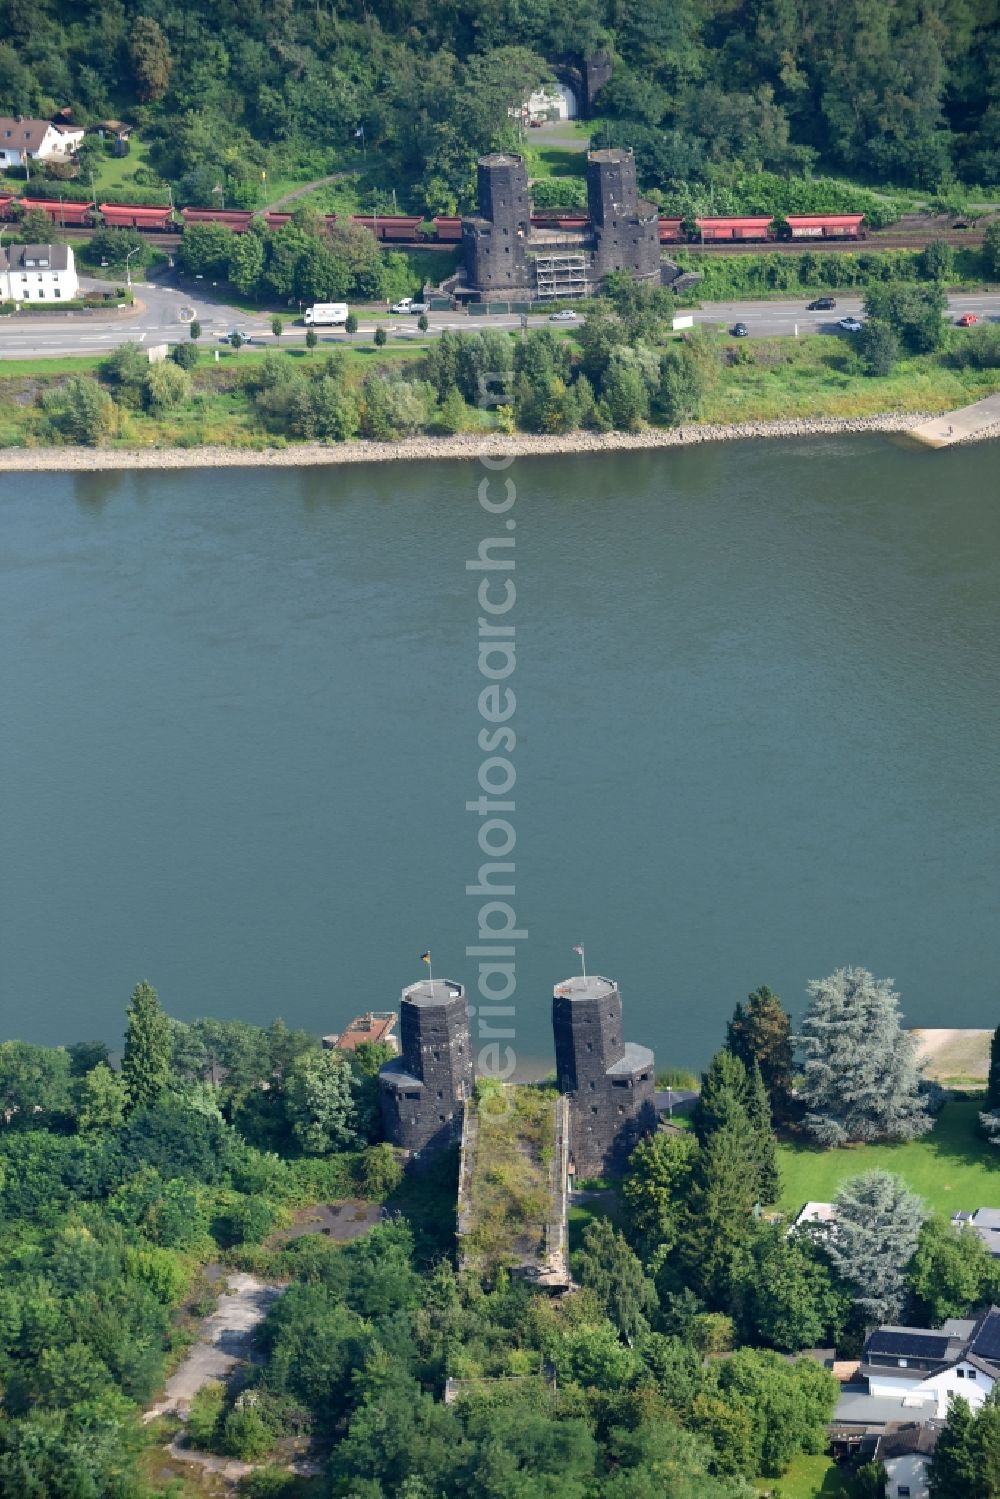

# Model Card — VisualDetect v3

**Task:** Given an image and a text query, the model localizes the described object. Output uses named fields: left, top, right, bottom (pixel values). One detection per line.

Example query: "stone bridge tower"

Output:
left=552, top=973, right=656, bottom=1177
left=378, top=978, right=474, bottom=1158
left=462, top=152, right=533, bottom=296
left=587, top=147, right=661, bottom=284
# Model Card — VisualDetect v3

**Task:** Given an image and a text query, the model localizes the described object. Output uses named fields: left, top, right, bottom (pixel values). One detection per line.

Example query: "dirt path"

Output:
left=262, top=173, right=349, bottom=212
left=145, top=1272, right=283, bottom=1422
left=913, top=1028, right=992, bottom=1083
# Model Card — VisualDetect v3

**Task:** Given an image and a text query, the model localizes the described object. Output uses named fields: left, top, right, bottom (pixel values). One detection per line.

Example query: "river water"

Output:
left=2, top=437, right=998, bottom=1069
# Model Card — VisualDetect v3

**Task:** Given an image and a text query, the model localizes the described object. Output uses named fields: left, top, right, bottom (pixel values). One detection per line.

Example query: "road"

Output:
left=2, top=275, right=998, bottom=359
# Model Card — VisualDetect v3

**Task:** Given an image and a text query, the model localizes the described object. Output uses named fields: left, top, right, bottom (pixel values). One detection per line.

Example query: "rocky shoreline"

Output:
left=0, top=412, right=996, bottom=471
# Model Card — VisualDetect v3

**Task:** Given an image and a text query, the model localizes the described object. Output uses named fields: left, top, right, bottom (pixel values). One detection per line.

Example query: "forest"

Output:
left=0, top=0, right=998, bottom=224
left=4, top=973, right=1000, bottom=1495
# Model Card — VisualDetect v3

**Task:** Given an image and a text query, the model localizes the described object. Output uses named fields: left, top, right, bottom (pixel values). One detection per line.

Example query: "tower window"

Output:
left=586, top=1042, right=593, bottom=1053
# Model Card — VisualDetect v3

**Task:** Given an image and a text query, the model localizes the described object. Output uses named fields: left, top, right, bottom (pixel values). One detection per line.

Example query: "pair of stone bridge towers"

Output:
left=378, top=971, right=655, bottom=1175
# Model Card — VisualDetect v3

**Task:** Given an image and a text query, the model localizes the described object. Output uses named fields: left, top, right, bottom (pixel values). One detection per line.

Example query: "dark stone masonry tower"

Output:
left=461, top=151, right=532, bottom=295
left=552, top=974, right=656, bottom=1177
left=586, top=147, right=661, bottom=284
left=378, top=978, right=474, bottom=1157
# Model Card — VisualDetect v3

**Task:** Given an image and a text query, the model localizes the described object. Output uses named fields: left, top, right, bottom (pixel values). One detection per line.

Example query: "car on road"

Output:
left=549, top=309, right=579, bottom=321
left=807, top=297, right=837, bottom=311
left=390, top=298, right=430, bottom=315
left=730, top=322, right=749, bottom=337
left=956, top=312, right=979, bottom=327
left=838, top=317, right=863, bottom=332
left=221, top=330, right=253, bottom=343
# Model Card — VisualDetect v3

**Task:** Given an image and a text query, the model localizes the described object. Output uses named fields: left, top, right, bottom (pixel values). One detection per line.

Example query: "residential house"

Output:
left=833, top=1306, right=1000, bottom=1434
left=0, top=244, right=79, bottom=303
left=0, top=118, right=84, bottom=169
left=952, top=1207, right=1000, bottom=1256
left=876, top=1422, right=940, bottom=1499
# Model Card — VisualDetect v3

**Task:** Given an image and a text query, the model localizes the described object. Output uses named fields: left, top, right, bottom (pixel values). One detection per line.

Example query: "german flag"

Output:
left=420, top=951, right=431, bottom=964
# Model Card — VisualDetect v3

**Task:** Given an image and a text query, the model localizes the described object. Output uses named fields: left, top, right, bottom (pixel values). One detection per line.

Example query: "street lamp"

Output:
left=124, top=245, right=140, bottom=290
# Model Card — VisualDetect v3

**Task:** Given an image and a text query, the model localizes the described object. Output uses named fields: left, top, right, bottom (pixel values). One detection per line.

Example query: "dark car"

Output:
left=807, top=297, right=837, bottom=311
left=730, top=322, right=749, bottom=337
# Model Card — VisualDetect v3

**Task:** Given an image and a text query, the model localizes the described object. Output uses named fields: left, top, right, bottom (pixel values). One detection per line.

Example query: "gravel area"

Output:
left=0, top=412, right=992, bottom=471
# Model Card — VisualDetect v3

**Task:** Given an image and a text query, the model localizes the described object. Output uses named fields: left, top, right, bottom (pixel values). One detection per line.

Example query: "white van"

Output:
left=304, top=303, right=349, bottom=326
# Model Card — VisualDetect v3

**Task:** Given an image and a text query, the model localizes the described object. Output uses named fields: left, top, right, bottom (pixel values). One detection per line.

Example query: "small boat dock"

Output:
left=909, top=391, right=1000, bottom=447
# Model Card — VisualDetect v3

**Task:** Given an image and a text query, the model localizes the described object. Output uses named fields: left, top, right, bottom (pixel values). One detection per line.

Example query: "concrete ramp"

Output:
left=910, top=392, right=1000, bottom=447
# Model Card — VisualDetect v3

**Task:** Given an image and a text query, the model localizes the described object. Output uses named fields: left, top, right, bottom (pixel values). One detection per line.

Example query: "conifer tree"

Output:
left=929, top=1394, right=978, bottom=1498
left=798, top=967, right=932, bottom=1146
left=987, top=1024, right=1000, bottom=1110
left=826, top=1171, right=927, bottom=1324
left=727, top=985, right=795, bottom=1121
left=121, top=981, right=172, bottom=1113
left=746, top=1060, right=781, bottom=1205
left=680, top=1114, right=759, bottom=1303
left=693, top=1049, right=750, bottom=1146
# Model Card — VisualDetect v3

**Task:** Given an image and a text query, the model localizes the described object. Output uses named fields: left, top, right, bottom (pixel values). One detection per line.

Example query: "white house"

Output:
left=952, top=1207, right=1000, bottom=1257
left=875, top=1423, right=940, bottom=1499
left=851, top=1308, right=1000, bottom=1420
left=0, top=117, right=84, bottom=169
left=521, top=83, right=578, bottom=122
left=0, top=244, right=79, bottom=303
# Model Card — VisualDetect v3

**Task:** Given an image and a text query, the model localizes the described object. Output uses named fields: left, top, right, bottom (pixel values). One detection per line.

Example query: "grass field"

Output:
left=778, top=1102, right=999, bottom=1218
left=754, top=1454, right=859, bottom=1498
left=86, top=137, right=158, bottom=198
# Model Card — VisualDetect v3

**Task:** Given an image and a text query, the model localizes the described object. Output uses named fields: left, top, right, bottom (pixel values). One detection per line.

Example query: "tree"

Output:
left=76, top=1062, right=126, bottom=1133
left=373, top=325, right=387, bottom=347
left=984, top=221, right=1000, bottom=281
left=172, top=340, right=199, bottom=370
left=930, top=1394, right=980, bottom=1497
left=908, top=1216, right=1000, bottom=1325
left=438, top=385, right=467, bottom=434
left=271, top=315, right=283, bottom=338
left=189, top=320, right=202, bottom=342
left=919, top=240, right=955, bottom=280
left=679, top=1113, right=761, bottom=1302
left=144, top=360, right=191, bottom=411
left=858, top=319, right=901, bottom=376
left=863, top=282, right=947, bottom=353
left=284, top=1050, right=358, bottom=1154
left=305, top=327, right=318, bottom=352
left=622, top=1130, right=698, bottom=1262
left=798, top=967, right=932, bottom=1146
left=130, top=16, right=172, bottom=102
left=345, top=312, right=359, bottom=339
left=417, top=313, right=429, bottom=332
left=694, top=1049, right=751, bottom=1147
left=655, top=341, right=709, bottom=425
left=121, top=981, right=172, bottom=1113
left=746, top=1061, right=780, bottom=1205
left=0, top=1041, right=72, bottom=1127
left=228, top=231, right=266, bottom=296
left=575, top=1217, right=657, bottom=1345
left=741, top=1225, right=849, bottom=1352
left=228, top=331, right=246, bottom=353
left=825, top=1171, right=927, bottom=1323
left=42, top=376, right=117, bottom=445
left=987, top=1024, right=1000, bottom=1110
left=726, top=985, right=794, bottom=1122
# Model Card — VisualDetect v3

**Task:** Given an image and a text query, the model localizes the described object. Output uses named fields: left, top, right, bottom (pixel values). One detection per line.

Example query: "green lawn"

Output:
left=755, top=1454, right=857, bottom=1498
left=86, top=137, right=158, bottom=198
left=778, top=1102, right=999, bottom=1218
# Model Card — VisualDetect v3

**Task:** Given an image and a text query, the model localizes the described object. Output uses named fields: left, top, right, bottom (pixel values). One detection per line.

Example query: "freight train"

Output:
left=0, top=194, right=868, bottom=245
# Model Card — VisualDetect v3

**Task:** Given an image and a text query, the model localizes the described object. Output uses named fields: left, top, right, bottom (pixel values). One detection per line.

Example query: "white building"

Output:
left=0, top=117, right=84, bottom=169
left=0, top=244, right=79, bottom=303
left=521, top=83, right=578, bottom=122
left=858, top=1309, right=1000, bottom=1419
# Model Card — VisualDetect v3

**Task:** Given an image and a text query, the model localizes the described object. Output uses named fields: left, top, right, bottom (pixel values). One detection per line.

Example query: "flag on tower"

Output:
left=420, top=951, right=431, bottom=964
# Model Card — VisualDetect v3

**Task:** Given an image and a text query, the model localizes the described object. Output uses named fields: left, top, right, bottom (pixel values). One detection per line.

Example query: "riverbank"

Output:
left=2, top=410, right=998, bottom=470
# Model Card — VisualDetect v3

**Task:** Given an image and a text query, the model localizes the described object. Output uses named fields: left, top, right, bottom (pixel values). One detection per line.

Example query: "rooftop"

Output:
left=377, top=1058, right=423, bottom=1091
left=322, top=1011, right=398, bottom=1053
left=0, top=243, right=72, bottom=272
left=588, top=147, right=633, bottom=164
left=479, top=152, right=524, bottom=167
left=607, top=1041, right=655, bottom=1076
left=552, top=974, right=617, bottom=1002
left=401, top=978, right=464, bottom=1007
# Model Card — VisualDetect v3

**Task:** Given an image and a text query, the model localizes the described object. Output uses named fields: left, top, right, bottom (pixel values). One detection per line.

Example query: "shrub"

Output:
left=222, top=1403, right=275, bottom=1461
left=42, top=377, right=118, bottom=445
left=218, top=1194, right=277, bottom=1247
left=144, top=360, right=192, bottom=411
left=172, top=341, right=199, bottom=370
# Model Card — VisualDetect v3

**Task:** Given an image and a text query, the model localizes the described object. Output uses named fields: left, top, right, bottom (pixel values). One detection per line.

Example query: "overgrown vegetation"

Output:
left=461, top=1081, right=559, bottom=1276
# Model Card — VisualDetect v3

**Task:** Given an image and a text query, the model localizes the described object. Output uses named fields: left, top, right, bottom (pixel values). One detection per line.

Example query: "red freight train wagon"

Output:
left=694, top=215, right=773, bottom=241
left=100, top=203, right=174, bottom=231
left=433, top=216, right=463, bottom=241
left=21, top=197, right=93, bottom=227
left=352, top=214, right=423, bottom=241
left=180, top=207, right=253, bottom=231
left=658, top=217, right=685, bottom=242
left=785, top=214, right=865, bottom=239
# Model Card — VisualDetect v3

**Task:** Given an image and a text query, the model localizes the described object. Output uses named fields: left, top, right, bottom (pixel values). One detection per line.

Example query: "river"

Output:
left=2, top=436, right=998, bottom=1069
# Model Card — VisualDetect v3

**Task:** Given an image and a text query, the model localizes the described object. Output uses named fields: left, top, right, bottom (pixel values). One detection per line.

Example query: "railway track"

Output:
left=681, top=231, right=985, bottom=255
